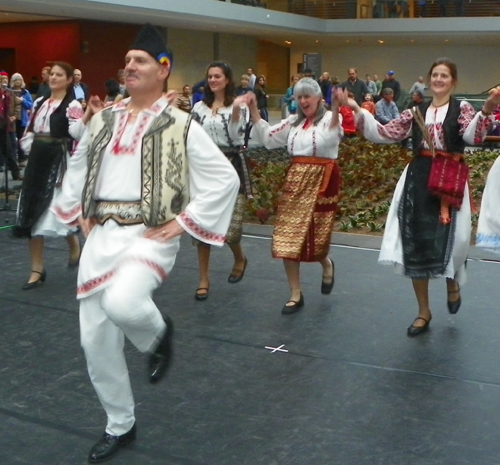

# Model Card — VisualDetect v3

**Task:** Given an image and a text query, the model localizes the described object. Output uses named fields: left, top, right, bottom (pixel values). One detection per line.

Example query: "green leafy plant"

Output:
left=245, top=139, right=499, bottom=235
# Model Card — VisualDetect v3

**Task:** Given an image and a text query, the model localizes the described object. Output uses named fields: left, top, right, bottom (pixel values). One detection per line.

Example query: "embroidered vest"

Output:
left=412, top=97, right=465, bottom=156
left=82, top=105, right=192, bottom=227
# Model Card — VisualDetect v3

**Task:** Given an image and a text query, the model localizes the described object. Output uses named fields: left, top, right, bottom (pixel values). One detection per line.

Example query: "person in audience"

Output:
left=103, top=79, right=122, bottom=107
left=176, top=84, right=192, bottom=113
left=341, top=68, right=368, bottom=105
left=254, top=75, right=269, bottom=121
left=36, top=66, right=51, bottom=99
left=283, top=75, right=299, bottom=116
left=235, top=74, right=252, bottom=96
left=10, top=72, right=33, bottom=165
left=375, top=88, right=400, bottom=124
left=361, top=93, right=375, bottom=115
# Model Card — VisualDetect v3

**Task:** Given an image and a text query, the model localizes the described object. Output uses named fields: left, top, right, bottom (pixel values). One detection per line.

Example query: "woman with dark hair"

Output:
left=254, top=75, right=269, bottom=121
left=191, top=61, right=249, bottom=301
left=346, top=57, right=500, bottom=336
left=103, top=79, right=122, bottom=107
left=15, top=61, right=94, bottom=289
left=244, top=78, right=343, bottom=314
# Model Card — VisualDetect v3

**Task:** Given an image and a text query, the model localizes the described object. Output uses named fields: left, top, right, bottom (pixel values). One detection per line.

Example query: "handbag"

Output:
left=411, top=106, right=469, bottom=223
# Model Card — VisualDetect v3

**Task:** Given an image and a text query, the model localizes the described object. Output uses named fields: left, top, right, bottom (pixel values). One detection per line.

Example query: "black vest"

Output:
left=31, top=95, right=73, bottom=139
left=411, top=97, right=465, bottom=156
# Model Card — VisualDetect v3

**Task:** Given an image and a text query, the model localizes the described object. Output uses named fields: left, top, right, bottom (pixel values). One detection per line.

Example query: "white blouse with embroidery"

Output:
left=192, top=101, right=248, bottom=148
left=20, top=97, right=86, bottom=154
left=355, top=101, right=493, bottom=149
left=250, top=112, right=343, bottom=159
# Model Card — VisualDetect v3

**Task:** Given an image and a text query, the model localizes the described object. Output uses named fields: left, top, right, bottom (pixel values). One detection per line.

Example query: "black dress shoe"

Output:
left=407, top=316, right=430, bottom=337
left=88, top=423, right=136, bottom=463
left=281, top=292, right=304, bottom=315
left=447, top=287, right=461, bottom=314
left=194, top=286, right=209, bottom=301
left=149, top=315, right=174, bottom=384
left=22, top=270, right=46, bottom=290
left=321, top=258, right=335, bottom=295
left=227, top=257, right=248, bottom=283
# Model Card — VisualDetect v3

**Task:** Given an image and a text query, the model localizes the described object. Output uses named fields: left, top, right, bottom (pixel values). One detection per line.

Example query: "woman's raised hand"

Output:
left=88, top=95, right=104, bottom=115
left=485, top=86, right=500, bottom=113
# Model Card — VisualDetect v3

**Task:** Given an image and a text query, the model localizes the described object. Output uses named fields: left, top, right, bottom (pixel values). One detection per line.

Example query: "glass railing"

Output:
left=218, top=0, right=499, bottom=19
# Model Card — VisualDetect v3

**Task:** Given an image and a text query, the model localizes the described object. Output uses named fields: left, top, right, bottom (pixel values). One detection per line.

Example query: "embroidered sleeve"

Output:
left=178, top=120, right=240, bottom=247
left=250, top=116, right=294, bottom=150
left=356, top=108, right=412, bottom=143
left=67, top=100, right=86, bottom=141
left=460, top=101, right=493, bottom=145
left=228, top=104, right=248, bottom=145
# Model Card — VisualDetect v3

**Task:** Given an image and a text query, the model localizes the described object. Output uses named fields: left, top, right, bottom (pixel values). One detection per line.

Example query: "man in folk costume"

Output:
left=53, top=24, right=239, bottom=463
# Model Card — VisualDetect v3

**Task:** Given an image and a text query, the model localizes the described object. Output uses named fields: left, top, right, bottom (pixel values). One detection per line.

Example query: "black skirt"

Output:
left=398, top=156, right=456, bottom=279
left=14, top=136, right=68, bottom=238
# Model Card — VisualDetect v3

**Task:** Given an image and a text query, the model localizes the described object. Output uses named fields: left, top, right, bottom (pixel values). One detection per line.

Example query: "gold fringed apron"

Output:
left=272, top=156, right=340, bottom=262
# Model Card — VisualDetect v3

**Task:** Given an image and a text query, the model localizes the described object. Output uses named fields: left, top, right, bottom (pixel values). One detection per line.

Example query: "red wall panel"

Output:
left=0, top=21, right=80, bottom=84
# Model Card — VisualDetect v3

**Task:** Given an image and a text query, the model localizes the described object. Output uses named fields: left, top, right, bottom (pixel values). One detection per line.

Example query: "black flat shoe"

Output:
left=447, top=287, right=461, bottom=314
left=22, top=270, right=46, bottom=290
left=88, top=423, right=136, bottom=463
left=321, top=258, right=335, bottom=295
left=194, top=286, right=209, bottom=301
left=227, top=257, right=248, bottom=284
left=149, top=315, right=174, bottom=384
left=407, top=316, right=430, bottom=337
left=281, top=292, right=304, bottom=315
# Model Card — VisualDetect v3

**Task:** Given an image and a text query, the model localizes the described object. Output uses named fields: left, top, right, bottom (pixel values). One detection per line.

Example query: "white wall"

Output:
left=291, top=44, right=500, bottom=94
left=167, top=28, right=258, bottom=91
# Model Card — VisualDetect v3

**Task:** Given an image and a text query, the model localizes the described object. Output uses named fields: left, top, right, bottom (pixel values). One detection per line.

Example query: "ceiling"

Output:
left=2, top=3, right=500, bottom=49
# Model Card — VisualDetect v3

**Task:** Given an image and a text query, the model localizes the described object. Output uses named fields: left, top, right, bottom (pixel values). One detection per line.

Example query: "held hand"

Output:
left=78, top=216, right=98, bottom=238
left=143, top=219, right=185, bottom=243
left=233, top=94, right=250, bottom=108
left=485, top=86, right=500, bottom=113
left=88, top=95, right=104, bottom=115
left=332, top=87, right=348, bottom=107
left=164, top=90, right=178, bottom=105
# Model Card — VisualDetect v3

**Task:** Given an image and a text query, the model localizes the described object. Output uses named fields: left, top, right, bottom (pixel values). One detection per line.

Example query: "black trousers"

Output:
left=0, top=127, right=20, bottom=174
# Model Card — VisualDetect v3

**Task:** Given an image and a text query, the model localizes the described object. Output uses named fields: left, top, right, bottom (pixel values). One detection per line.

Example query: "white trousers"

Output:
left=79, top=262, right=166, bottom=436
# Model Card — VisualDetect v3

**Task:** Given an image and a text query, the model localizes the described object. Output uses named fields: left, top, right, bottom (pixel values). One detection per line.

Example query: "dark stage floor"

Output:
left=2, top=213, right=500, bottom=465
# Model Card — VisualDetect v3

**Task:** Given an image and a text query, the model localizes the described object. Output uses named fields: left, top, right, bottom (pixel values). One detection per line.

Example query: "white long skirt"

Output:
left=477, top=155, right=500, bottom=252
left=378, top=164, right=471, bottom=285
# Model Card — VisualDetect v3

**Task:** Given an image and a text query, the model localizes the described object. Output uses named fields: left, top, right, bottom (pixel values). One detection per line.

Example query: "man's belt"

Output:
left=95, top=201, right=143, bottom=225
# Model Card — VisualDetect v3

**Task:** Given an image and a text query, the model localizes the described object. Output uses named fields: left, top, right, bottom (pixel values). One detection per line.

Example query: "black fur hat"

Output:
left=130, top=23, right=173, bottom=68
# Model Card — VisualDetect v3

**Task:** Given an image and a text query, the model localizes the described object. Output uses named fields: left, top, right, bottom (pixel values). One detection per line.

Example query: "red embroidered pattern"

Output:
left=77, top=257, right=168, bottom=296
left=67, top=106, right=84, bottom=120
left=111, top=112, right=150, bottom=156
left=377, top=109, right=413, bottom=141
left=178, top=211, right=226, bottom=244
left=270, top=121, right=290, bottom=136
left=53, top=204, right=82, bottom=222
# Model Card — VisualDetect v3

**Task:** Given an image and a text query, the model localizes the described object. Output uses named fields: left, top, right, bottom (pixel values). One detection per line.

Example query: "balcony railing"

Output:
left=218, top=0, right=500, bottom=19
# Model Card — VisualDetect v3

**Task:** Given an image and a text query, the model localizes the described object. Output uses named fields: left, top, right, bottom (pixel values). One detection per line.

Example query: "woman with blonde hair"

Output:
left=10, top=72, right=33, bottom=164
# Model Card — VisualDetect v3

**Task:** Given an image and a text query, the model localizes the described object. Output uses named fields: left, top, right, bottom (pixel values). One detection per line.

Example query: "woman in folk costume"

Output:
left=245, top=78, right=343, bottom=314
left=346, top=57, right=500, bottom=336
left=14, top=62, right=93, bottom=290
left=191, top=61, right=250, bottom=301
